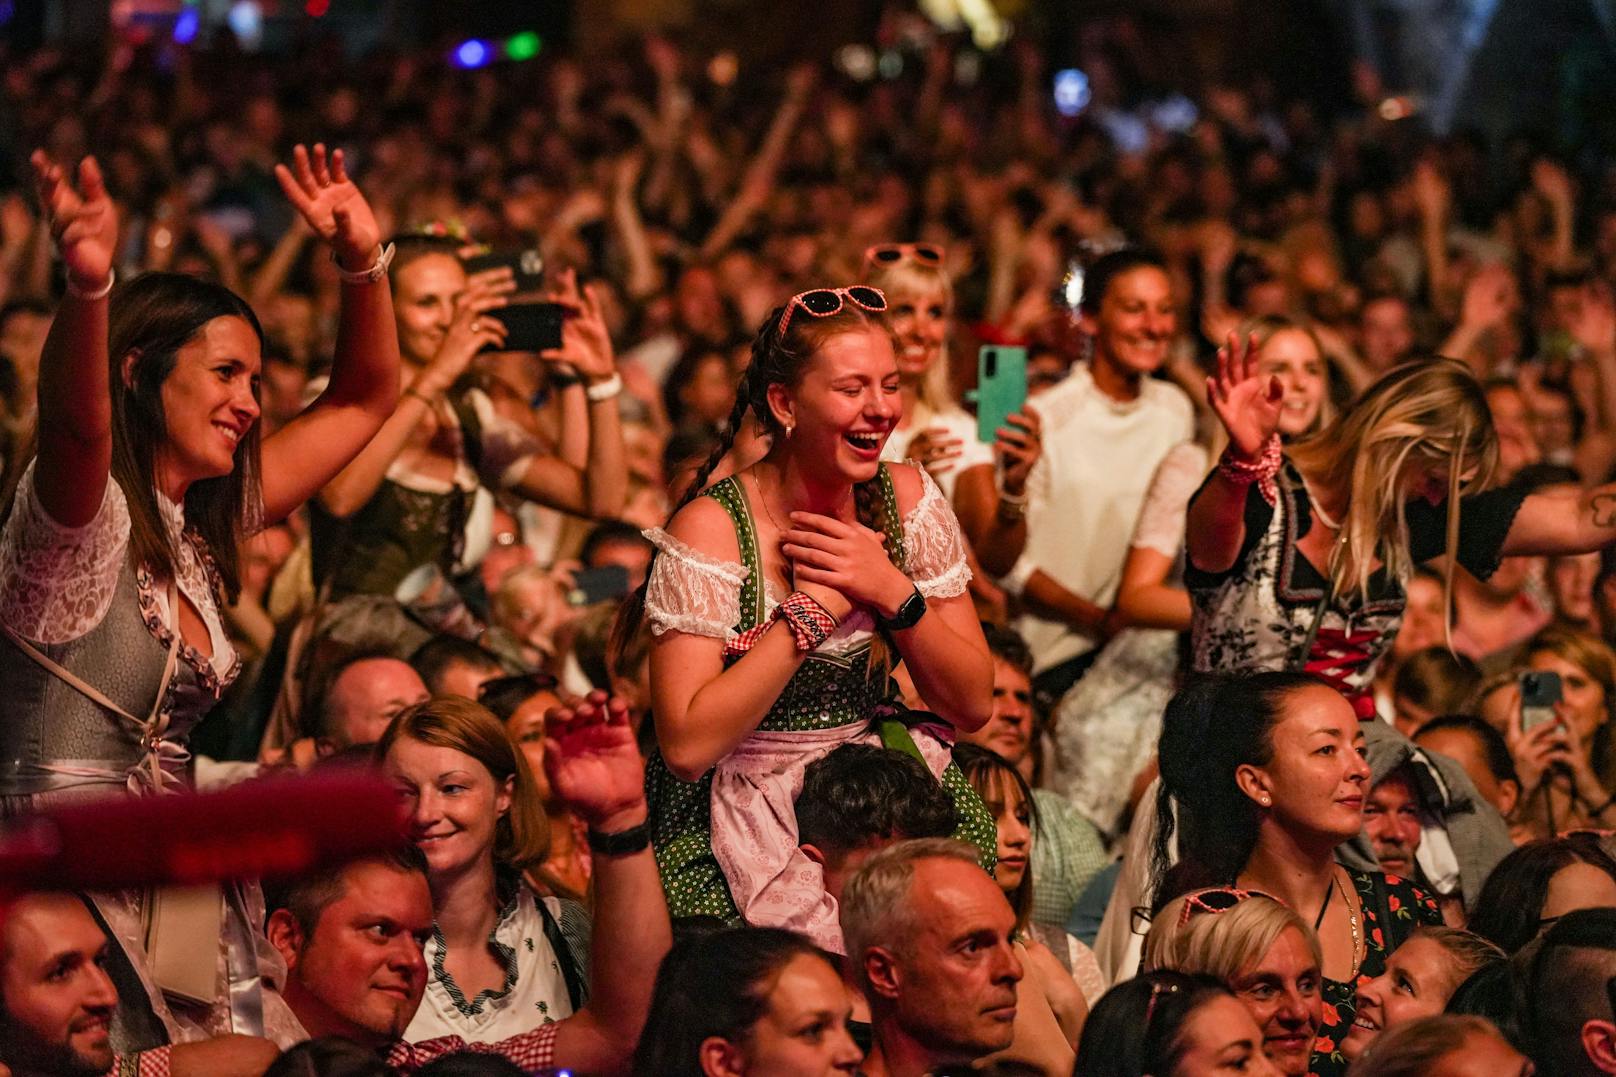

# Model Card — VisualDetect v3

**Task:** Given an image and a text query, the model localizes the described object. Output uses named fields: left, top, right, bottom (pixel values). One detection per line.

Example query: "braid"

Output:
left=610, top=342, right=766, bottom=672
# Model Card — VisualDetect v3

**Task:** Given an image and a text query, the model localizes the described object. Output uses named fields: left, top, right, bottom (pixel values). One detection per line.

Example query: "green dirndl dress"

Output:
left=643, top=464, right=998, bottom=922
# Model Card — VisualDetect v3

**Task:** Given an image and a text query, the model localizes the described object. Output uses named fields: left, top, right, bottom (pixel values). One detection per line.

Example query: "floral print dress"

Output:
left=1309, top=869, right=1442, bottom=1077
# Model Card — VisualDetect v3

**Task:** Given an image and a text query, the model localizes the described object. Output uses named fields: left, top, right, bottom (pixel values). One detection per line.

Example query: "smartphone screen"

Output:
left=975, top=346, right=1028, bottom=445
left=567, top=565, right=631, bottom=607
left=486, top=302, right=565, bottom=353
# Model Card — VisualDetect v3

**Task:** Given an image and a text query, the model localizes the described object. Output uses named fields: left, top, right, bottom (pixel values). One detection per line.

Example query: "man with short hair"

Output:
left=320, top=654, right=429, bottom=750
left=1363, top=766, right=1424, bottom=879
left=409, top=636, right=503, bottom=700
left=794, top=744, right=957, bottom=904
left=839, top=839, right=1025, bottom=1077
left=1526, top=908, right=1616, bottom=1075
left=269, top=694, right=670, bottom=1074
left=0, top=891, right=278, bottom=1076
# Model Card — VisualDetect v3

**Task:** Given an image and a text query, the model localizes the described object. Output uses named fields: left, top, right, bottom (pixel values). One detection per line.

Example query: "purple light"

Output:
left=452, top=39, right=491, bottom=69
left=173, top=7, right=200, bottom=44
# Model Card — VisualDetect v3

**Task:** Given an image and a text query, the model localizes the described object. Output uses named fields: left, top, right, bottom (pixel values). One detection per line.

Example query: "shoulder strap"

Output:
left=874, top=464, right=907, bottom=572
left=448, top=381, right=485, bottom=477
left=705, top=476, right=764, bottom=630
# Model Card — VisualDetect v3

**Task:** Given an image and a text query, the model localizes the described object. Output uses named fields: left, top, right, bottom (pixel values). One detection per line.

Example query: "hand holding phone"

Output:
left=972, top=346, right=1028, bottom=446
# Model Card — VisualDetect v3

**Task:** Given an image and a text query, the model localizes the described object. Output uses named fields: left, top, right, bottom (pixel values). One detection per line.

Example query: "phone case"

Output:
left=975, top=346, right=1028, bottom=445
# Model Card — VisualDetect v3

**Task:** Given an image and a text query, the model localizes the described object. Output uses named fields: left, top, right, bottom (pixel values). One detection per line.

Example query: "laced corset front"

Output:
left=642, top=466, right=972, bottom=731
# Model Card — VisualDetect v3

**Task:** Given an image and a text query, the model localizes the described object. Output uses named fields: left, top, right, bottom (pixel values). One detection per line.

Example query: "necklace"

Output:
left=751, top=471, right=790, bottom=535
left=1339, top=873, right=1362, bottom=980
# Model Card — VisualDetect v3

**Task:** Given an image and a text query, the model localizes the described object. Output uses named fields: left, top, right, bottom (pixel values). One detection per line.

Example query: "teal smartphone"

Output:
left=975, top=345, right=1028, bottom=444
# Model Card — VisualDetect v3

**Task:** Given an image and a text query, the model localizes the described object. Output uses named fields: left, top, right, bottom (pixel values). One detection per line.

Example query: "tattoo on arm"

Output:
left=1592, top=493, right=1616, bottom=529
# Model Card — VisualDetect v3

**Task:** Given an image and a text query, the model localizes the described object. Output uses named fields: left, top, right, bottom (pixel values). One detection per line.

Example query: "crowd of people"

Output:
left=2, top=10, right=1616, bottom=1075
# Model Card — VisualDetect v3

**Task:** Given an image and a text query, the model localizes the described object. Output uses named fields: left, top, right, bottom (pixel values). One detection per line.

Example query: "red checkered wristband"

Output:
left=1216, top=433, right=1283, bottom=506
left=724, top=592, right=839, bottom=657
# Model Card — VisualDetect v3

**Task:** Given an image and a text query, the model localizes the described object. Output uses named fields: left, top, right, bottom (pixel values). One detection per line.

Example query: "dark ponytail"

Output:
left=1153, top=671, right=1320, bottom=906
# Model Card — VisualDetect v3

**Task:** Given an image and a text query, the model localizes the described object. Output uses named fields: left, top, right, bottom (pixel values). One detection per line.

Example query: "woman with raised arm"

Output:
left=616, top=285, right=996, bottom=951
left=0, top=145, right=398, bottom=1047
left=1189, top=341, right=1616, bottom=714
left=311, top=233, right=626, bottom=606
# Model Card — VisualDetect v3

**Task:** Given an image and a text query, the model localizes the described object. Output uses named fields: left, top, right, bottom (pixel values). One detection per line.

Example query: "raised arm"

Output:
left=317, top=269, right=512, bottom=517
left=258, top=144, right=400, bottom=524
left=543, top=692, right=671, bottom=1074
left=28, top=152, right=118, bottom=528
left=1501, top=482, right=1616, bottom=557
left=507, top=272, right=628, bottom=519
left=954, top=408, right=1041, bottom=577
left=1185, top=332, right=1282, bottom=573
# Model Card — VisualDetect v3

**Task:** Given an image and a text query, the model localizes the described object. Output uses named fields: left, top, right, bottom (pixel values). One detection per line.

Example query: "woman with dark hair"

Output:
left=0, top=145, right=398, bottom=1045
left=619, top=285, right=996, bottom=950
left=1155, top=672, right=1443, bottom=1074
left=1467, top=834, right=1616, bottom=952
left=631, top=926, right=861, bottom=1077
left=954, top=743, right=1099, bottom=1049
left=1075, top=970, right=1281, bottom=1077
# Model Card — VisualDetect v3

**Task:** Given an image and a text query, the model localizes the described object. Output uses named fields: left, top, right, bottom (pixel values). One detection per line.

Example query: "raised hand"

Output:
left=782, top=512, right=911, bottom=619
left=30, top=151, right=117, bottom=290
left=415, top=286, right=509, bottom=397
left=542, top=691, right=647, bottom=831
left=1458, top=263, right=1515, bottom=332
left=273, top=143, right=380, bottom=271
left=1206, top=331, right=1282, bottom=460
left=1569, top=282, right=1616, bottom=357
left=541, top=267, right=617, bottom=383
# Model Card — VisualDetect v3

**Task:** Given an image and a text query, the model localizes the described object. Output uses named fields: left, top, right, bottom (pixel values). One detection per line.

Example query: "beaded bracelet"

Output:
left=1217, top=433, right=1283, bottom=506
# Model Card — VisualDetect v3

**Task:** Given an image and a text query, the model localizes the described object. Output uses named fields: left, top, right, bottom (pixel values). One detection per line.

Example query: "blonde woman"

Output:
left=1144, top=889, right=1324, bottom=1077
left=1191, top=348, right=1616, bottom=716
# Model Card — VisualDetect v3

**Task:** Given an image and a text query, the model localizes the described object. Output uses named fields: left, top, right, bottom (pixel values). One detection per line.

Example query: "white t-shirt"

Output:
left=1005, top=365, right=1195, bottom=673
left=882, top=406, right=995, bottom=503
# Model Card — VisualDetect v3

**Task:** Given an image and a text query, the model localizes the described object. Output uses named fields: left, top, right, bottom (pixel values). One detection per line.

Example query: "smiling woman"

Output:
left=614, top=283, right=997, bottom=950
left=0, top=143, right=399, bottom=1049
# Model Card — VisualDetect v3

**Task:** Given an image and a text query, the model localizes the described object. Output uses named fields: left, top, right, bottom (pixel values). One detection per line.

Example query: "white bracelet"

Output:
left=998, top=487, right=1029, bottom=507
left=66, top=269, right=115, bottom=301
left=332, top=242, right=396, bottom=285
left=585, top=372, right=623, bottom=402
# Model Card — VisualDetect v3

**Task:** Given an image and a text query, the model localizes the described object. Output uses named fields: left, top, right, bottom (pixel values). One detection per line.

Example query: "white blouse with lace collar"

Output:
left=0, top=461, right=237, bottom=678
left=641, top=467, right=972, bottom=655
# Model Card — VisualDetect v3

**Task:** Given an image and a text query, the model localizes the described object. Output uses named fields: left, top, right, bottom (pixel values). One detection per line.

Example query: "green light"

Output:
left=506, top=31, right=541, bottom=61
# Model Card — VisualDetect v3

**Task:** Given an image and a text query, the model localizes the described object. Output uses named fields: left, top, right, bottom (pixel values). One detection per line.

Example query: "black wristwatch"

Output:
left=586, top=821, right=652, bottom=856
left=878, top=587, right=928, bottom=631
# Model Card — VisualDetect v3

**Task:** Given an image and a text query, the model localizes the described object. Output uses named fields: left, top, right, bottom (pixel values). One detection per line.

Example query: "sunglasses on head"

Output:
left=777, top=285, right=887, bottom=337
left=1179, top=887, right=1280, bottom=927
left=864, top=243, right=946, bottom=267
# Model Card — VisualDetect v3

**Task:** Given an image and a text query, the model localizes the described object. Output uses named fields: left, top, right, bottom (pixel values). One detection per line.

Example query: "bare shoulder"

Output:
left=663, top=485, right=743, bottom=565
left=883, top=461, right=929, bottom=516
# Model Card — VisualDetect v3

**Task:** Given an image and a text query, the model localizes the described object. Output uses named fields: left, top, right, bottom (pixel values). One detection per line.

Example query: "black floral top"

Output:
left=1309, top=869, right=1442, bottom=1077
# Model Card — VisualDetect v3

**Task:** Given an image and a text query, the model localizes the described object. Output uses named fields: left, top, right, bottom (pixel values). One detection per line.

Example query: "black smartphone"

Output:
left=462, top=248, right=545, bottom=290
left=567, top=565, right=631, bottom=607
left=486, top=302, right=566, bottom=353
left=1519, top=670, right=1563, bottom=731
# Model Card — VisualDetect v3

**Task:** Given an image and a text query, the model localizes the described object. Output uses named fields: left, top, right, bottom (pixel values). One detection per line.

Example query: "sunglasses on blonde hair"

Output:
left=1178, top=886, right=1281, bottom=927
left=776, top=285, right=887, bottom=337
left=864, top=242, right=946, bottom=267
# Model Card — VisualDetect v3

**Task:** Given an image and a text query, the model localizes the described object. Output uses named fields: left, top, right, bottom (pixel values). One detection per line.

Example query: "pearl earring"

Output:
left=1259, top=795, right=1271, bottom=806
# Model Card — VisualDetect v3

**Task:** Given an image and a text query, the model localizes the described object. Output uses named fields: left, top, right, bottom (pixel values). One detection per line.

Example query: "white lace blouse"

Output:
left=642, top=468, right=972, bottom=655
left=0, top=461, right=237, bottom=677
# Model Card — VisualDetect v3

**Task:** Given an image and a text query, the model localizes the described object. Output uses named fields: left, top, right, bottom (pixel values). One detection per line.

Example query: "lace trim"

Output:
left=901, top=469, right=971, bottom=599
left=0, top=461, right=131, bottom=645
left=134, top=563, right=240, bottom=699
left=643, top=528, right=745, bottom=640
